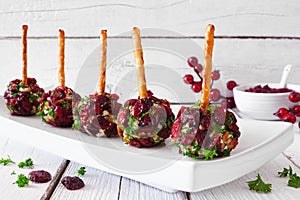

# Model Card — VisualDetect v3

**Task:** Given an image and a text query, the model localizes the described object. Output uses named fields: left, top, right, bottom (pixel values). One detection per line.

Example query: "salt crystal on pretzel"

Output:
left=201, top=24, right=215, bottom=108
left=132, top=27, right=148, bottom=99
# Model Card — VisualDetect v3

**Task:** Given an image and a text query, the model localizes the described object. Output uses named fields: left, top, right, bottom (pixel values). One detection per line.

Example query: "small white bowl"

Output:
left=233, top=83, right=300, bottom=120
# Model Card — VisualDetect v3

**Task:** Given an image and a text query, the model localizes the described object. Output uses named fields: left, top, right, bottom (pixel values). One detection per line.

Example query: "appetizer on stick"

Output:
left=171, top=24, right=241, bottom=159
left=4, top=25, right=44, bottom=116
left=117, top=27, right=175, bottom=148
left=38, top=29, right=80, bottom=127
left=72, top=30, right=121, bottom=137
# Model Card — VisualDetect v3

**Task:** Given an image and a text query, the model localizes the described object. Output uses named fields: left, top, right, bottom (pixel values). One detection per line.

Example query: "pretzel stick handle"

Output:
left=22, top=25, right=28, bottom=85
left=201, top=24, right=215, bottom=108
left=58, top=29, right=65, bottom=87
left=132, top=27, right=148, bottom=98
left=98, top=30, right=107, bottom=95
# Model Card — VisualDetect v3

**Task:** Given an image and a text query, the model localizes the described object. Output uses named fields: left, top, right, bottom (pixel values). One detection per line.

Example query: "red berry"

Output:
left=192, top=82, right=202, bottom=93
left=183, top=74, right=194, bottom=84
left=211, top=70, right=220, bottom=80
left=221, top=97, right=236, bottom=108
left=274, top=107, right=289, bottom=119
left=210, top=89, right=221, bottom=101
left=292, top=105, right=300, bottom=117
left=187, top=56, right=198, bottom=67
left=227, top=80, right=238, bottom=91
left=281, top=113, right=296, bottom=124
left=194, top=64, right=203, bottom=73
left=288, top=91, right=300, bottom=103
left=298, top=121, right=300, bottom=129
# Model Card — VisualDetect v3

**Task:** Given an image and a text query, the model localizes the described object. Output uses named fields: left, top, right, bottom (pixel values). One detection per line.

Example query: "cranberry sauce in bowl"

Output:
left=233, top=83, right=300, bottom=120
left=244, top=84, right=292, bottom=93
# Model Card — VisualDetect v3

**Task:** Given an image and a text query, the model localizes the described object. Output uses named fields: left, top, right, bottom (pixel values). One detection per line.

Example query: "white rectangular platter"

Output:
left=0, top=97, right=295, bottom=192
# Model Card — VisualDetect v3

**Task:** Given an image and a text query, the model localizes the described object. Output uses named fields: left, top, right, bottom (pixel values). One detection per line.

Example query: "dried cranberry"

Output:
left=124, top=99, right=137, bottom=107
left=158, top=128, right=170, bottom=139
left=61, top=176, right=84, bottom=190
left=29, top=170, right=52, bottom=183
left=129, top=140, right=142, bottom=148
left=196, top=130, right=206, bottom=146
left=140, top=138, right=154, bottom=147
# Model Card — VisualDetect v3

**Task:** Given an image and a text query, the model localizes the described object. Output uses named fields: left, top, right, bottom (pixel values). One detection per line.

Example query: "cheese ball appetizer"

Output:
left=37, top=29, right=80, bottom=127
left=4, top=25, right=44, bottom=116
left=117, top=90, right=174, bottom=147
left=117, top=27, right=174, bottom=148
left=72, top=30, right=121, bottom=137
left=171, top=24, right=241, bottom=159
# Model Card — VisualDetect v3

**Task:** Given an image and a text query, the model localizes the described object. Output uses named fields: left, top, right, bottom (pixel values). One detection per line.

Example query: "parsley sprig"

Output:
left=278, top=166, right=300, bottom=188
left=18, top=158, right=34, bottom=169
left=247, top=174, right=272, bottom=193
left=0, top=155, right=15, bottom=166
left=14, top=174, right=30, bottom=187
left=77, top=167, right=86, bottom=176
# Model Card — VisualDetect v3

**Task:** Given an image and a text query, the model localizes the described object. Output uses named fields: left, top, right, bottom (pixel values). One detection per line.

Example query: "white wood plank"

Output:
left=119, top=177, right=187, bottom=200
left=50, top=162, right=121, bottom=200
left=0, top=0, right=299, bottom=37
left=190, top=154, right=300, bottom=200
left=1, top=38, right=299, bottom=97
left=0, top=136, right=64, bottom=200
left=283, top=129, right=300, bottom=169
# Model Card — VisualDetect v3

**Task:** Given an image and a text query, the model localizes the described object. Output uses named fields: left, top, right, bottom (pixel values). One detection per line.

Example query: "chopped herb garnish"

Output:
left=288, top=173, right=300, bottom=188
left=247, top=174, right=272, bottom=193
left=77, top=167, right=86, bottom=176
left=278, top=166, right=293, bottom=177
left=61, top=101, right=68, bottom=108
left=11, top=170, right=16, bottom=175
left=14, top=174, right=30, bottom=187
left=201, top=147, right=218, bottom=160
left=18, top=158, right=34, bottom=169
left=0, top=155, right=15, bottom=166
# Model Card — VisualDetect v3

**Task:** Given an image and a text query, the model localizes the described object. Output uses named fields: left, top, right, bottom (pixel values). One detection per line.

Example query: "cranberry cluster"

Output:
left=73, top=93, right=121, bottom=137
left=245, top=84, right=292, bottom=93
left=4, top=78, right=44, bottom=116
left=38, top=86, right=80, bottom=127
left=171, top=104, right=240, bottom=159
left=117, top=91, right=175, bottom=148
left=274, top=91, right=300, bottom=128
left=183, top=56, right=238, bottom=109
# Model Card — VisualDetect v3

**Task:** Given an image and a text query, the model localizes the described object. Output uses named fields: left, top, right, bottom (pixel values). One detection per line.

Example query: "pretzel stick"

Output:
left=22, top=25, right=28, bottom=85
left=98, top=30, right=107, bottom=95
left=201, top=24, right=215, bottom=109
left=58, top=29, right=65, bottom=87
left=132, top=27, right=148, bottom=98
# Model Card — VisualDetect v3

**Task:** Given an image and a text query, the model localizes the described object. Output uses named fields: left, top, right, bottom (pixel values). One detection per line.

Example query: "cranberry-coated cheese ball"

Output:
left=4, top=78, right=44, bottom=116
left=38, top=86, right=80, bottom=127
left=171, top=104, right=240, bottom=159
left=72, top=93, right=121, bottom=137
left=117, top=91, right=175, bottom=148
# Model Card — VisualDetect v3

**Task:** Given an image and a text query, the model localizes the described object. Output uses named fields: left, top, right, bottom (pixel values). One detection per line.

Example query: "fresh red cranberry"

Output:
left=274, top=107, right=289, bottom=119
left=183, top=74, right=194, bottom=84
left=194, top=64, right=203, bottom=73
left=227, top=80, right=238, bottom=91
left=211, top=70, right=220, bottom=80
left=281, top=113, right=296, bottom=124
left=187, top=56, right=198, bottom=67
left=292, top=105, right=300, bottom=117
left=61, top=176, right=85, bottom=190
left=210, top=89, right=221, bottom=101
left=29, top=170, right=52, bottom=183
left=191, top=82, right=202, bottom=93
left=289, top=91, right=300, bottom=103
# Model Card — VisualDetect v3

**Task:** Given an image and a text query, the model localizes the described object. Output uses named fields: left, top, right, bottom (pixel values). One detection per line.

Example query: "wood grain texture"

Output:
left=0, top=0, right=299, bottom=37
left=0, top=136, right=64, bottom=200
left=50, top=162, right=121, bottom=200
left=119, top=177, right=187, bottom=200
left=190, top=154, right=300, bottom=200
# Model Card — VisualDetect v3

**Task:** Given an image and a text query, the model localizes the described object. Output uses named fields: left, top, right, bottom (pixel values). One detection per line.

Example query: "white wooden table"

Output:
left=1, top=0, right=300, bottom=199
left=0, top=131, right=300, bottom=200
